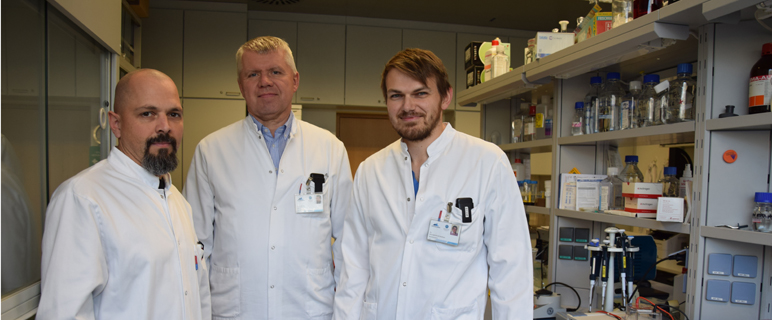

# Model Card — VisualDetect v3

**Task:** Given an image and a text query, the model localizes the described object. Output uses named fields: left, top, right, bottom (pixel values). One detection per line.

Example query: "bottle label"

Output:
left=572, top=122, right=582, bottom=128
left=621, top=101, right=630, bottom=128
left=525, top=123, right=535, bottom=135
left=535, top=113, right=544, bottom=128
left=749, top=75, right=772, bottom=107
left=600, top=186, right=610, bottom=211
left=655, top=80, right=670, bottom=94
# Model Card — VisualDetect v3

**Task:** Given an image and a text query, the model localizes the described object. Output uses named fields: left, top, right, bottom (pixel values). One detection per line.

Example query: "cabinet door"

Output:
left=297, top=22, right=345, bottom=105
left=183, top=11, right=246, bottom=99
left=48, top=20, right=75, bottom=98
left=141, top=8, right=183, bottom=96
left=248, top=19, right=297, bottom=103
left=402, top=29, right=456, bottom=109
left=345, top=25, right=402, bottom=107
left=179, top=98, right=246, bottom=189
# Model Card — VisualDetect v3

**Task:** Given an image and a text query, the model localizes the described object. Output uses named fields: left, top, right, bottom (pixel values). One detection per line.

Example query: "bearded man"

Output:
left=38, top=69, right=211, bottom=320
left=333, top=49, right=533, bottom=320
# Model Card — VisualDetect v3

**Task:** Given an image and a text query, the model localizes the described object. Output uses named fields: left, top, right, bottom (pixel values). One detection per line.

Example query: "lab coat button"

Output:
left=420, top=197, right=424, bottom=201
left=270, top=285, right=275, bottom=289
left=409, top=240, right=414, bottom=244
left=402, top=282, right=407, bottom=287
left=273, top=206, right=277, bottom=210
left=407, top=198, right=411, bottom=202
left=271, top=246, right=275, bottom=250
left=185, top=291, right=188, bottom=296
left=269, top=170, right=273, bottom=174
left=280, top=169, right=284, bottom=173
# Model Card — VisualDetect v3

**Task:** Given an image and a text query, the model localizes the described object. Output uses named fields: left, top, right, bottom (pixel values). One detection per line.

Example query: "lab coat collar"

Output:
left=250, top=111, right=295, bottom=140
left=399, top=123, right=455, bottom=163
left=108, top=147, right=172, bottom=191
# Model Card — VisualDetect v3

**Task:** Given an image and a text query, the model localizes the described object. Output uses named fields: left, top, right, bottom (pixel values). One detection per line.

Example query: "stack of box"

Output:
left=464, top=41, right=484, bottom=89
left=622, top=182, right=663, bottom=218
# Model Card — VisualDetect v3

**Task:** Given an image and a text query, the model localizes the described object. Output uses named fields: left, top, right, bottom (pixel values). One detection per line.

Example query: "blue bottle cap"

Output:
left=755, top=192, right=772, bottom=203
left=517, top=181, right=524, bottom=186
left=625, top=155, right=639, bottom=162
left=664, top=167, right=677, bottom=175
left=575, top=101, right=584, bottom=109
left=591, top=76, right=603, bottom=84
left=643, top=74, right=660, bottom=84
left=677, top=63, right=693, bottom=75
left=607, top=72, right=621, bottom=80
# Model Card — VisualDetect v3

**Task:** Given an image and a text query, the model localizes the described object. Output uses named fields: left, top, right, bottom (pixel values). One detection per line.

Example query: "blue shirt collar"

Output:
left=251, top=112, right=294, bottom=139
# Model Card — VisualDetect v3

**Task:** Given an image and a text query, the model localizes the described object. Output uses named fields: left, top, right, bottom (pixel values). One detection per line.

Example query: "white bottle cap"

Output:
left=559, top=20, right=569, bottom=32
left=629, top=80, right=642, bottom=90
left=683, top=164, right=692, bottom=178
left=607, top=167, right=619, bottom=176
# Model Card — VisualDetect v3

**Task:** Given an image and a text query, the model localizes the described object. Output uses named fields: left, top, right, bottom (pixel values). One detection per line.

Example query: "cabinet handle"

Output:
left=224, top=91, right=240, bottom=97
left=300, top=97, right=316, bottom=101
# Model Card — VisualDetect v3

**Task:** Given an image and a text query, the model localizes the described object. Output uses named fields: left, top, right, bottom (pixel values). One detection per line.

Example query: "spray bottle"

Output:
left=679, top=164, right=693, bottom=198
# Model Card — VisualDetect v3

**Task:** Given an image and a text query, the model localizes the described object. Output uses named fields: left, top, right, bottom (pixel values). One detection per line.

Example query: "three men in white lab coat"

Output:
left=333, top=49, right=533, bottom=319
left=38, top=69, right=211, bottom=320
left=184, top=36, right=353, bottom=319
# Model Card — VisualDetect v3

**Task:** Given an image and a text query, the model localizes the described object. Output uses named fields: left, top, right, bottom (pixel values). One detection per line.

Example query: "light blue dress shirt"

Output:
left=252, top=112, right=293, bottom=172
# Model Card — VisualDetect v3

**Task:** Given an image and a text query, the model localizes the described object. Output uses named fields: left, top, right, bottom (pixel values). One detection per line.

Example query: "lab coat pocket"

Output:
left=435, top=207, right=480, bottom=252
left=305, top=267, right=334, bottom=318
left=430, top=300, right=478, bottom=320
left=210, top=265, right=240, bottom=319
left=359, top=301, right=377, bottom=320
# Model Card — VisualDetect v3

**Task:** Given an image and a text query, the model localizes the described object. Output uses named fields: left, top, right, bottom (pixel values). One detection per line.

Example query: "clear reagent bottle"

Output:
left=669, top=63, right=695, bottom=122
left=620, top=155, right=645, bottom=182
left=599, top=72, right=625, bottom=132
left=600, top=167, right=624, bottom=212
left=585, top=76, right=603, bottom=134
left=637, top=74, right=660, bottom=128
left=572, top=102, right=584, bottom=136
left=752, top=192, right=772, bottom=233
left=659, top=167, right=679, bottom=197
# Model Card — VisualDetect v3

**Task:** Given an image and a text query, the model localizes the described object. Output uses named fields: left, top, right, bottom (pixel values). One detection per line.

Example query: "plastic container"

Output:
left=633, top=0, right=663, bottom=18
left=679, top=164, right=693, bottom=198
left=599, top=72, right=625, bottom=132
left=659, top=167, right=679, bottom=197
left=668, top=63, right=696, bottom=122
left=491, top=40, right=509, bottom=79
left=571, top=102, right=584, bottom=136
left=621, top=81, right=641, bottom=130
left=585, top=76, right=603, bottom=134
left=637, top=74, right=660, bottom=128
left=752, top=192, right=772, bottom=233
left=718, top=105, right=738, bottom=118
left=749, top=43, right=772, bottom=114
left=483, top=38, right=501, bottom=82
left=600, top=167, right=624, bottom=212
left=536, top=95, right=551, bottom=139
left=511, top=103, right=526, bottom=143
left=612, top=0, right=634, bottom=28
left=620, top=155, right=645, bottom=182
left=524, top=105, right=537, bottom=141
left=512, top=158, right=526, bottom=181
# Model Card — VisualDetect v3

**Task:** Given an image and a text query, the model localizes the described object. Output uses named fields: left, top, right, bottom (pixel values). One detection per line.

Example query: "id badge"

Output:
left=295, top=193, right=324, bottom=213
left=427, top=220, right=460, bottom=246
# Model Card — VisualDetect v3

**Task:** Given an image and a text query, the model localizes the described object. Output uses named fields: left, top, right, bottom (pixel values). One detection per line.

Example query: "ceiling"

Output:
left=184, top=0, right=602, bottom=32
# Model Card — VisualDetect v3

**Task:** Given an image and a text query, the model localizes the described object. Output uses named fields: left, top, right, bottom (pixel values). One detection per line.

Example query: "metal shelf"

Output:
left=705, top=113, right=772, bottom=131
left=555, top=209, right=691, bottom=234
left=702, top=0, right=762, bottom=21
left=557, top=121, right=695, bottom=146
left=700, top=226, right=772, bottom=246
left=499, top=139, right=553, bottom=153
left=525, top=205, right=550, bottom=215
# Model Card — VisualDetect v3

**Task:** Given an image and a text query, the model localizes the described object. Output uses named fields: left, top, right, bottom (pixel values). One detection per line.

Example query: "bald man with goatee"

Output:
left=38, top=69, right=211, bottom=320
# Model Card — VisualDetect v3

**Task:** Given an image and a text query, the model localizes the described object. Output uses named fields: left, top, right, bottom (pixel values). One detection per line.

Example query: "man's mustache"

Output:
left=145, top=133, right=177, bottom=152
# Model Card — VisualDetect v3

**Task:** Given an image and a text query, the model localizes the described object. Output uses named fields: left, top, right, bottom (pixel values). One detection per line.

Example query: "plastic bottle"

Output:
left=511, top=103, right=526, bottom=143
left=669, top=63, right=696, bottom=122
left=752, top=192, right=772, bottom=232
left=512, top=158, right=526, bottom=180
left=621, top=81, right=641, bottom=130
left=679, top=164, right=693, bottom=198
left=524, top=105, right=537, bottom=141
left=633, top=0, right=663, bottom=18
left=572, top=102, right=584, bottom=136
left=585, top=76, right=603, bottom=134
left=620, top=155, right=645, bottom=182
left=483, top=38, right=501, bottom=82
left=718, top=105, right=738, bottom=118
left=612, top=0, right=634, bottom=28
left=659, top=167, right=679, bottom=197
left=599, top=72, right=625, bottom=132
left=600, top=167, right=624, bottom=212
left=536, top=95, right=551, bottom=139
left=637, top=74, right=660, bottom=128
left=749, top=43, right=772, bottom=114
left=491, top=40, right=509, bottom=79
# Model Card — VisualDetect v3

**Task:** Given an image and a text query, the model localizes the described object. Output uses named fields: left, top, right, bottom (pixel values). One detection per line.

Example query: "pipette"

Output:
left=617, top=230, right=629, bottom=306
left=600, top=239, right=610, bottom=310
left=587, top=238, right=602, bottom=311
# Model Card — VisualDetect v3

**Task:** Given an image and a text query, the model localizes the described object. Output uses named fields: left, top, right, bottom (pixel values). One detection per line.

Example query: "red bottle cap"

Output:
left=763, top=43, right=772, bottom=56
left=530, top=105, right=536, bottom=115
left=515, top=159, right=522, bottom=163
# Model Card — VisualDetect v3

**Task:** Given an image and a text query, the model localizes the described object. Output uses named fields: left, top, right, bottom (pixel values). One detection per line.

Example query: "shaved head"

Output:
left=114, top=69, right=177, bottom=115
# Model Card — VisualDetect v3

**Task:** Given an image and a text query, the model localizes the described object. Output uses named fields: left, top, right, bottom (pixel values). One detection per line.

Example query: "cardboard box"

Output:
left=624, top=197, right=658, bottom=214
left=465, top=65, right=484, bottom=89
left=534, top=32, right=574, bottom=59
left=622, top=182, right=663, bottom=198
left=654, top=234, right=689, bottom=260
left=657, top=197, right=685, bottom=222
left=464, top=41, right=484, bottom=69
left=594, top=12, right=613, bottom=37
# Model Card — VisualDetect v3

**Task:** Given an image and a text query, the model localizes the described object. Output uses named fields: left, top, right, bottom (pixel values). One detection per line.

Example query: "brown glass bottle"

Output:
left=749, top=43, right=772, bottom=114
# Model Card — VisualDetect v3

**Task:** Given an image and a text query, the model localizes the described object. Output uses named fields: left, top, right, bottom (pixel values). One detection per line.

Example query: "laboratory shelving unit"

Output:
left=467, top=0, right=772, bottom=319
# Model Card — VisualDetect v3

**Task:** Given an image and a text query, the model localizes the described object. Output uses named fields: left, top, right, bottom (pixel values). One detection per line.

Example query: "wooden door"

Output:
left=337, top=113, right=400, bottom=175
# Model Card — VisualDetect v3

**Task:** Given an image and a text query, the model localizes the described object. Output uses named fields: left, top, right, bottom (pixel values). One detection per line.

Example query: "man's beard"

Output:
left=141, top=133, right=178, bottom=176
left=393, top=107, right=441, bottom=142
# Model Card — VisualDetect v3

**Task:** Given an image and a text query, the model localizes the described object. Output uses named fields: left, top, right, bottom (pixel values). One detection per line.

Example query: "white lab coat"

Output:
left=333, top=124, right=533, bottom=320
left=38, top=147, right=211, bottom=320
left=184, top=116, right=353, bottom=320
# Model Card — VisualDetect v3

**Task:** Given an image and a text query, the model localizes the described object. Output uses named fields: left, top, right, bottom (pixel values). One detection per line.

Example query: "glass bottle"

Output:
left=752, top=192, right=772, bottom=233
left=749, top=43, right=772, bottom=114
left=633, top=0, right=663, bottom=18
left=637, top=74, right=660, bottom=128
left=612, top=0, right=634, bottom=28
left=669, top=63, right=695, bottom=122
left=659, top=167, right=679, bottom=197
left=572, top=102, right=584, bottom=136
left=585, top=76, right=603, bottom=134
left=621, top=81, right=641, bottom=130
left=620, top=155, right=645, bottom=182
left=600, top=167, right=624, bottom=212
left=599, top=72, right=625, bottom=132
left=524, top=105, right=537, bottom=141
left=511, top=103, right=526, bottom=143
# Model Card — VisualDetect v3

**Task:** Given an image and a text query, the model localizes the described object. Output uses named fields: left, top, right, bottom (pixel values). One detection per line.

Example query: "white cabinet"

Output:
left=345, top=25, right=402, bottom=107
left=48, top=20, right=76, bottom=97
left=296, top=22, right=345, bottom=105
left=248, top=19, right=297, bottom=103
left=402, top=29, right=456, bottom=109
left=179, top=98, right=246, bottom=189
left=183, top=11, right=246, bottom=99
left=141, top=8, right=183, bottom=96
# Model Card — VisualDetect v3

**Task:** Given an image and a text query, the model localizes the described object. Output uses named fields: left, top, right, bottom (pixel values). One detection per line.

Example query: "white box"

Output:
left=622, top=182, right=663, bottom=198
left=534, top=32, right=573, bottom=59
left=656, top=197, right=685, bottom=222
left=624, top=197, right=658, bottom=214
